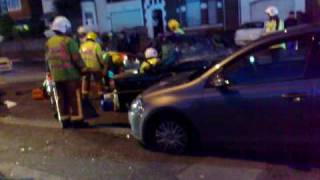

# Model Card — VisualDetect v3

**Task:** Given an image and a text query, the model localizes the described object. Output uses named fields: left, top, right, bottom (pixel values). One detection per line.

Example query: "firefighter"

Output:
left=45, top=16, right=85, bottom=128
left=102, top=51, right=125, bottom=90
left=264, top=6, right=285, bottom=62
left=264, top=6, right=285, bottom=35
left=80, top=31, right=105, bottom=98
left=168, top=19, right=185, bottom=35
left=140, top=48, right=160, bottom=74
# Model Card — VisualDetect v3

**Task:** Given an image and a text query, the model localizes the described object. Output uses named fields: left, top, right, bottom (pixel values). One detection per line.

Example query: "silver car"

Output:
left=129, top=24, right=320, bottom=154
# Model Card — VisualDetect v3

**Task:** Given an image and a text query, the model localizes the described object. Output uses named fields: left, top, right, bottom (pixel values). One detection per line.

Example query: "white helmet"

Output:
left=145, top=48, right=158, bottom=59
left=77, top=26, right=87, bottom=35
left=51, top=16, right=72, bottom=34
left=265, top=6, right=279, bottom=17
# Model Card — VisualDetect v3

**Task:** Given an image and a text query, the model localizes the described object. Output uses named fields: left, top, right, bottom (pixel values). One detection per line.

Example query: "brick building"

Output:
left=1, top=0, right=44, bottom=35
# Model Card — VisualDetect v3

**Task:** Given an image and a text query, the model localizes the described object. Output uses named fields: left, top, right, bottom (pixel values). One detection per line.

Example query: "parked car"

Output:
left=120, top=52, right=141, bottom=74
left=0, top=57, right=13, bottom=73
left=109, top=35, right=233, bottom=111
left=234, top=21, right=264, bottom=46
left=129, top=24, right=320, bottom=154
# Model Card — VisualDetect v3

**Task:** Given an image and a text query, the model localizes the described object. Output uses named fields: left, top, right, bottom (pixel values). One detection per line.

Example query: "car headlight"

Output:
left=123, top=55, right=129, bottom=66
left=130, top=97, right=144, bottom=114
left=131, top=98, right=142, bottom=110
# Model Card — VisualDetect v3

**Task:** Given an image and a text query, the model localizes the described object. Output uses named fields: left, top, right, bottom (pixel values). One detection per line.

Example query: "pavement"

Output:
left=0, top=62, right=320, bottom=179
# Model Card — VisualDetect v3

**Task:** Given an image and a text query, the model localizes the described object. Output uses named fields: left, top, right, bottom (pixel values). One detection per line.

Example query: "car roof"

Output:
left=233, top=23, right=320, bottom=57
left=239, top=21, right=264, bottom=28
left=193, top=23, right=320, bottom=83
left=242, top=21, right=264, bottom=25
left=206, top=24, right=320, bottom=73
left=256, top=23, right=320, bottom=43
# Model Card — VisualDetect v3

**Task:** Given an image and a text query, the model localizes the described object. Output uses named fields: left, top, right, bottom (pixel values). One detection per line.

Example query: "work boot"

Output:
left=60, top=119, right=72, bottom=129
left=72, top=121, right=89, bottom=129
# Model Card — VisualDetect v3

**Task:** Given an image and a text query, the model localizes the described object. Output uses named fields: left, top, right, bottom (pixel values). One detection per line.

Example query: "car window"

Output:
left=222, top=34, right=316, bottom=86
left=304, top=36, right=320, bottom=78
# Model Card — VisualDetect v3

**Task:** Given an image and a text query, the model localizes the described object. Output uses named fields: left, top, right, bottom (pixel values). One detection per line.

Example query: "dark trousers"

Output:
left=55, top=80, right=83, bottom=121
left=82, top=71, right=104, bottom=97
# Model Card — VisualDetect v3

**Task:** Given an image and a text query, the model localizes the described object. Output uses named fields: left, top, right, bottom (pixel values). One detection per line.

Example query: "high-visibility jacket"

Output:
left=102, top=51, right=125, bottom=66
left=102, top=51, right=126, bottom=78
left=80, top=41, right=103, bottom=72
left=46, top=35, right=81, bottom=82
left=140, top=58, right=160, bottom=73
left=264, top=20, right=286, bottom=49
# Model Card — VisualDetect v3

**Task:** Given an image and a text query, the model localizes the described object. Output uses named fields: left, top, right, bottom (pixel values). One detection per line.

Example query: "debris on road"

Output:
left=4, top=100, right=17, bottom=109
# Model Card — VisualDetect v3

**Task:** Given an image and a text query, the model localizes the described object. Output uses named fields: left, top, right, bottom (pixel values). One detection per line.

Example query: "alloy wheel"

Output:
left=154, top=120, right=189, bottom=154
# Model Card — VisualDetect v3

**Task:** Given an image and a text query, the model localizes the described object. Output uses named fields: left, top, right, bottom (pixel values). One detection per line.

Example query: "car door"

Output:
left=303, top=34, right=320, bottom=148
left=199, top=34, right=315, bottom=147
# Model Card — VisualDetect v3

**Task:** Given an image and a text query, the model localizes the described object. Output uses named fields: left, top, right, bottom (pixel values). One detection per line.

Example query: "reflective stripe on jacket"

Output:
left=80, top=41, right=103, bottom=72
left=46, top=35, right=81, bottom=82
left=140, top=58, right=160, bottom=73
left=264, top=20, right=286, bottom=49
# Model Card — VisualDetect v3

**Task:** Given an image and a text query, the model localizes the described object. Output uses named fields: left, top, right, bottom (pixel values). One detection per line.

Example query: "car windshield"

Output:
left=176, top=36, right=229, bottom=62
left=162, top=35, right=235, bottom=66
left=187, top=52, right=233, bottom=81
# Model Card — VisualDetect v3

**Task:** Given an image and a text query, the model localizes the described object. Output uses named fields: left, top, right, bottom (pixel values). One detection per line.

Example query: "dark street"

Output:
left=0, top=62, right=320, bottom=179
left=0, top=0, right=319, bottom=178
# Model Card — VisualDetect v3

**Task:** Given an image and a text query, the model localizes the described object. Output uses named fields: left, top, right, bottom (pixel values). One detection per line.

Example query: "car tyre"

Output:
left=147, top=118, right=191, bottom=154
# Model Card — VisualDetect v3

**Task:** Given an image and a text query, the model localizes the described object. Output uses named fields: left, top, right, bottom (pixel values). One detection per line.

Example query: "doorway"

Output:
left=152, top=9, right=164, bottom=38
left=144, top=0, right=166, bottom=38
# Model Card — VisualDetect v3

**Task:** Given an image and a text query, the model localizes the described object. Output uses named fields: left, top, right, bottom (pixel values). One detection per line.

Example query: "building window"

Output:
left=186, top=0, right=201, bottom=27
left=7, top=0, right=21, bottom=11
left=185, top=0, right=224, bottom=27
left=84, top=12, right=94, bottom=26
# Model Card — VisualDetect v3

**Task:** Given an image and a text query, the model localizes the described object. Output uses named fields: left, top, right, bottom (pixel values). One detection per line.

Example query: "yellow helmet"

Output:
left=168, top=19, right=180, bottom=31
left=86, top=32, right=98, bottom=41
left=108, top=52, right=123, bottom=66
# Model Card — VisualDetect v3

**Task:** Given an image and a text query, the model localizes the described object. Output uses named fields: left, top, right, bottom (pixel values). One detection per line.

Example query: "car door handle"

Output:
left=281, top=93, right=306, bottom=102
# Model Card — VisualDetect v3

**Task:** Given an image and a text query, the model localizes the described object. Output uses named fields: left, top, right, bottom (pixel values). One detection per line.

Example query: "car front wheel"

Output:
left=148, top=118, right=190, bottom=154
